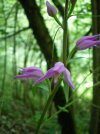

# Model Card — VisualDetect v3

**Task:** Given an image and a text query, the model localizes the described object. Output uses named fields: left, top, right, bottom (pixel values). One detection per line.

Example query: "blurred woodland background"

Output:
left=0, top=0, right=100, bottom=134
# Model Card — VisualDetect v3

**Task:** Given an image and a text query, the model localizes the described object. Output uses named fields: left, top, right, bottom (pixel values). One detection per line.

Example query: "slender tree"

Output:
left=90, top=0, right=100, bottom=134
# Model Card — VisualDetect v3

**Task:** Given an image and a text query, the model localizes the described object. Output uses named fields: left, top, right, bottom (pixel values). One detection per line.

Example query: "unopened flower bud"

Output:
left=46, top=1, right=57, bottom=17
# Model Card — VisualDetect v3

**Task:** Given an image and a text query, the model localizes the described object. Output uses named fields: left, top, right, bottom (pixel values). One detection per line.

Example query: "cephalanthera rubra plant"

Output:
left=15, top=1, right=100, bottom=133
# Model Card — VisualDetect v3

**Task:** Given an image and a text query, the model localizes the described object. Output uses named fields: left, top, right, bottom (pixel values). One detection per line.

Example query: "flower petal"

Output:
left=76, top=34, right=100, bottom=50
left=36, top=62, right=65, bottom=84
left=15, top=66, right=43, bottom=82
left=54, top=62, right=65, bottom=73
left=77, top=40, right=100, bottom=50
left=77, top=35, right=99, bottom=45
left=63, top=69, right=74, bottom=89
left=36, top=68, right=56, bottom=84
left=22, top=66, right=42, bottom=74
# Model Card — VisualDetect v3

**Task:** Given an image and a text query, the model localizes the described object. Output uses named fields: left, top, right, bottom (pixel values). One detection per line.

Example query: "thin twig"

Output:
left=0, top=26, right=29, bottom=40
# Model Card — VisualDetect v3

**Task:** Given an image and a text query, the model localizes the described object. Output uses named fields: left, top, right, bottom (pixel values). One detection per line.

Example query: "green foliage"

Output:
left=0, top=0, right=95, bottom=133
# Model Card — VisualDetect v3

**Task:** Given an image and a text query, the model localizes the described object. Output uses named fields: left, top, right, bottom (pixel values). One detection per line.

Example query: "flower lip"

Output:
left=21, top=66, right=42, bottom=73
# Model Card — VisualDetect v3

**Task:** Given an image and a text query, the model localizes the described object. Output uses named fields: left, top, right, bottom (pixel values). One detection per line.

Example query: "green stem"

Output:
left=54, top=15, right=63, bottom=29
left=52, top=27, right=61, bottom=65
left=66, top=46, right=77, bottom=65
left=44, top=84, right=91, bottom=123
left=63, top=0, right=68, bottom=65
left=67, top=1, right=76, bottom=19
left=35, top=80, right=61, bottom=134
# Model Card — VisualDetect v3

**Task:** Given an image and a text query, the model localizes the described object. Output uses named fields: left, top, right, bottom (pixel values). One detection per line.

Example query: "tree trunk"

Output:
left=90, top=0, right=100, bottom=134
left=18, top=0, right=58, bottom=66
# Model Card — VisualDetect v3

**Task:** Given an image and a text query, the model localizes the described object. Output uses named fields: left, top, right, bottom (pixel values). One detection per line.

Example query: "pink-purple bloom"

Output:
left=36, top=62, right=74, bottom=89
left=46, top=1, right=57, bottom=17
left=15, top=62, right=74, bottom=89
left=15, top=66, right=43, bottom=82
left=76, top=34, right=100, bottom=50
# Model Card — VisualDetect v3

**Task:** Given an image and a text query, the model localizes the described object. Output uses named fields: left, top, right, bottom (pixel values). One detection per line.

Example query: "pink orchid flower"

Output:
left=36, top=62, right=74, bottom=89
left=15, top=66, right=43, bottom=82
left=76, top=34, right=100, bottom=50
